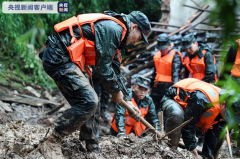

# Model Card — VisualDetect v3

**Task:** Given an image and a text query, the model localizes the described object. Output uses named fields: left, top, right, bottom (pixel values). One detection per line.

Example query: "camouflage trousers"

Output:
left=42, top=47, right=99, bottom=143
left=93, top=79, right=110, bottom=109
left=160, top=97, right=184, bottom=147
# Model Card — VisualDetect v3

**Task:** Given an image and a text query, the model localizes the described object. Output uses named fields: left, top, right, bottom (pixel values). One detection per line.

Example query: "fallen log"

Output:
left=179, top=16, right=209, bottom=35
left=46, top=104, right=65, bottom=115
left=8, top=75, right=43, bottom=90
left=124, top=61, right=154, bottom=77
left=0, top=94, right=60, bottom=107
left=146, top=4, right=209, bottom=50
left=183, top=4, right=217, bottom=14
left=150, top=22, right=180, bottom=28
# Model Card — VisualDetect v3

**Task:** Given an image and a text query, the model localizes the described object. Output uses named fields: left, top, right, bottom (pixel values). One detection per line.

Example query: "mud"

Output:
left=0, top=120, right=195, bottom=159
left=0, top=87, right=238, bottom=159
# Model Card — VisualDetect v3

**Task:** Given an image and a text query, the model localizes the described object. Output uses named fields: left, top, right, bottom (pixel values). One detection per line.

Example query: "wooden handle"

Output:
left=119, top=100, right=162, bottom=138
left=226, top=127, right=233, bottom=157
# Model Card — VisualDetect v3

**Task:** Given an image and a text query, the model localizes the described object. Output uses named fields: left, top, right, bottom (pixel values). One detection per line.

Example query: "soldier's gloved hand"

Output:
left=117, top=132, right=126, bottom=138
left=126, top=101, right=141, bottom=122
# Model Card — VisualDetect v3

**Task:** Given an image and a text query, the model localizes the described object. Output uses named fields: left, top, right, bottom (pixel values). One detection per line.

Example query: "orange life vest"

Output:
left=184, top=50, right=218, bottom=82
left=111, top=98, right=149, bottom=136
left=231, top=39, right=240, bottom=77
left=172, top=78, right=222, bottom=133
left=54, top=13, right=127, bottom=76
left=153, top=50, right=183, bottom=83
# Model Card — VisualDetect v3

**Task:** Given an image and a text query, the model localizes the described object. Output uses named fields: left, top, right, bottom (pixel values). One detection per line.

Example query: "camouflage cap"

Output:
left=127, top=11, right=151, bottom=43
left=156, top=33, right=171, bottom=50
left=182, top=33, right=196, bottom=49
left=136, top=76, right=151, bottom=89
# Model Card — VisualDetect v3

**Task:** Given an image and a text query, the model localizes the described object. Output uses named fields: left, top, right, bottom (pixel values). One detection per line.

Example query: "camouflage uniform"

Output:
left=150, top=34, right=182, bottom=112
left=40, top=12, right=131, bottom=151
left=111, top=77, right=160, bottom=135
left=39, top=10, right=151, bottom=153
left=161, top=86, right=226, bottom=158
left=92, top=66, right=110, bottom=120
left=182, top=34, right=217, bottom=83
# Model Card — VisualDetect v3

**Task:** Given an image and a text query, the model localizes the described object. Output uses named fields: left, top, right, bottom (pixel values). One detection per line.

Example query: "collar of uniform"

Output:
left=121, top=14, right=131, bottom=39
left=131, top=89, right=144, bottom=105
left=196, top=47, right=204, bottom=58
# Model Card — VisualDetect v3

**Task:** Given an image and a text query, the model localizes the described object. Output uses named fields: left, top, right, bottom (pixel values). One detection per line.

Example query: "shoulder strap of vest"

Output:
left=173, top=79, right=200, bottom=107
left=235, top=39, right=240, bottom=45
left=175, top=79, right=221, bottom=104
left=131, top=98, right=139, bottom=108
left=183, top=56, right=193, bottom=73
left=153, top=50, right=162, bottom=60
left=202, top=49, right=207, bottom=55
left=77, top=13, right=127, bottom=41
left=177, top=51, right=184, bottom=64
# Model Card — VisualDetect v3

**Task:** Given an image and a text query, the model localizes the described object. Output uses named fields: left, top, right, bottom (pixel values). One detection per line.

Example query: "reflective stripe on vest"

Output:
left=153, top=50, right=176, bottom=83
left=173, top=78, right=221, bottom=133
left=111, top=98, right=149, bottom=136
left=54, top=13, right=127, bottom=75
left=231, top=39, right=240, bottom=77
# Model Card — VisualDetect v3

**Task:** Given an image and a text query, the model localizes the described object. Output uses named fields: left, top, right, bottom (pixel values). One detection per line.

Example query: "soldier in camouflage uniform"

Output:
left=150, top=33, right=183, bottom=112
left=39, top=11, right=151, bottom=158
left=182, top=34, right=218, bottom=83
left=110, top=76, right=160, bottom=137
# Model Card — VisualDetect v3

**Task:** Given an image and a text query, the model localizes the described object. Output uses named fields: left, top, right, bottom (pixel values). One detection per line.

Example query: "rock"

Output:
left=58, top=104, right=71, bottom=112
left=0, top=100, right=13, bottom=112
left=0, top=111, right=12, bottom=124
left=38, top=117, right=54, bottom=127
left=12, top=90, right=19, bottom=95
left=23, top=86, right=41, bottom=98
left=41, top=91, right=54, bottom=101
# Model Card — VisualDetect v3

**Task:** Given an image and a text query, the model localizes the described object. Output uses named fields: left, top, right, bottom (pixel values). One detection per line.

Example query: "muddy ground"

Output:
left=0, top=86, right=238, bottom=159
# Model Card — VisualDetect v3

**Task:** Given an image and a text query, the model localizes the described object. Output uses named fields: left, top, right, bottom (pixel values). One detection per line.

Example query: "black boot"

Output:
left=78, top=141, right=87, bottom=152
left=100, top=107, right=109, bottom=121
left=86, top=139, right=99, bottom=153
left=197, top=136, right=204, bottom=147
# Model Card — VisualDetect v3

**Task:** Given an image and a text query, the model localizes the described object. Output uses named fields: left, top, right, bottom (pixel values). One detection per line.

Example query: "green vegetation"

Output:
left=210, top=0, right=240, bottom=140
left=0, top=0, right=162, bottom=91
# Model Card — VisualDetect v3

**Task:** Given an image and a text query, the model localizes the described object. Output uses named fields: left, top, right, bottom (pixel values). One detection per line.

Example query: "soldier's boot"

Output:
left=168, top=131, right=181, bottom=149
left=39, top=129, right=65, bottom=159
left=86, top=139, right=100, bottom=153
left=197, top=135, right=204, bottom=147
left=78, top=141, right=87, bottom=152
left=100, top=107, right=109, bottom=121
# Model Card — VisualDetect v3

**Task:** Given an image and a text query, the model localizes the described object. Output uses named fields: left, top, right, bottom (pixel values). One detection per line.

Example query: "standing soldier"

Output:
left=38, top=11, right=151, bottom=158
left=111, top=76, right=160, bottom=137
left=182, top=33, right=218, bottom=83
left=150, top=33, right=183, bottom=112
